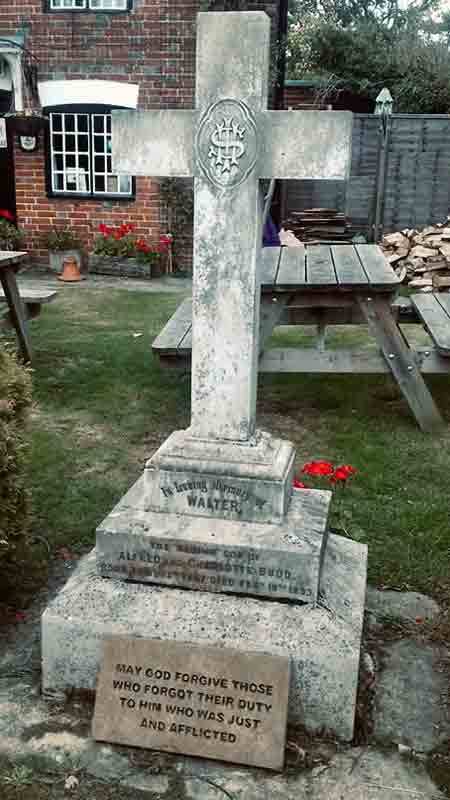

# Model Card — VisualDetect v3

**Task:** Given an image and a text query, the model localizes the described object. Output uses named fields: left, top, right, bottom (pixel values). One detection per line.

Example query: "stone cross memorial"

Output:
left=41, top=11, right=368, bottom=766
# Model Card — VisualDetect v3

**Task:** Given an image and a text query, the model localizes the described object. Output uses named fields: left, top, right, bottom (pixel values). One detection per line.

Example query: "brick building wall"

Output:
left=0, top=0, right=197, bottom=267
left=0, top=1, right=280, bottom=270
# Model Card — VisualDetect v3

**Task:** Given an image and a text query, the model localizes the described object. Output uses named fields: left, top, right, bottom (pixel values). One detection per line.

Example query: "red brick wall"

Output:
left=1, top=0, right=198, bottom=267
left=1, top=1, right=280, bottom=269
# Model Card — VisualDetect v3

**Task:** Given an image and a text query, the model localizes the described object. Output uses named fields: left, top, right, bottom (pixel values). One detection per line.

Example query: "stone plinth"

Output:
left=41, top=530, right=367, bottom=741
left=146, top=428, right=296, bottom=525
left=96, top=476, right=331, bottom=604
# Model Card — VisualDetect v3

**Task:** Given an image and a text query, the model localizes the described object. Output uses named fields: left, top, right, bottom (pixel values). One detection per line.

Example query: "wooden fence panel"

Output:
left=284, top=113, right=450, bottom=239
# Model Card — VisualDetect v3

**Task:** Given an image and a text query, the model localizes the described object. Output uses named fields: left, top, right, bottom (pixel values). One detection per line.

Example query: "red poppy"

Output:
left=330, top=464, right=357, bottom=483
left=292, top=477, right=307, bottom=489
left=302, top=461, right=334, bottom=477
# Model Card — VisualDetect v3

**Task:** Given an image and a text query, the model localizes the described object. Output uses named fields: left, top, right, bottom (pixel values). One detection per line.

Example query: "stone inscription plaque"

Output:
left=93, top=637, right=290, bottom=771
left=150, top=471, right=288, bottom=525
left=97, top=534, right=318, bottom=603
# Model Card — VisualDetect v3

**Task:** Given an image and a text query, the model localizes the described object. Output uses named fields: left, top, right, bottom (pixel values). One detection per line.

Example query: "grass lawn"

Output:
left=2, top=284, right=450, bottom=607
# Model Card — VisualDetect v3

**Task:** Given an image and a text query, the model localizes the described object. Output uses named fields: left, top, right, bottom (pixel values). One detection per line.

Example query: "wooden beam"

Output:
left=358, top=296, right=443, bottom=432
left=259, top=347, right=450, bottom=374
left=0, top=268, right=32, bottom=363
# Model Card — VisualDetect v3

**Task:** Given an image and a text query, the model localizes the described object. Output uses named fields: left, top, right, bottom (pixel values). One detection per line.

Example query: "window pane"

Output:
left=94, top=156, right=106, bottom=172
left=50, top=0, right=87, bottom=7
left=53, top=173, right=65, bottom=191
left=78, top=135, right=89, bottom=152
left=50, top=110, right=131, bottom=197
left=93, top=115, right=104, bottom=134
left=50, top=111, right=90, bottom=195
left=106, top=175, right=118, bottom=193
left=65, top=134, right=76, bottom=151
left=93, top=136, right=106, bottom=154
left=89, top=0, right=128, bottom=8
left=119, top=175, right=131, bottom=193
left=52, top=134, right=63, bottom=152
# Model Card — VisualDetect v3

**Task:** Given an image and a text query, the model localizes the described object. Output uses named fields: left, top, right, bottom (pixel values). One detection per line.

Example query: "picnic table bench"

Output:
left=153, top=243, right=450, bottom=433
left=0, top=251, right=57, bottom=362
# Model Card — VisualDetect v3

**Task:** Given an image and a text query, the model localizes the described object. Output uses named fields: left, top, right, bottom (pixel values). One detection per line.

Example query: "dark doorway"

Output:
left=0, top=89, right=16, bottom=220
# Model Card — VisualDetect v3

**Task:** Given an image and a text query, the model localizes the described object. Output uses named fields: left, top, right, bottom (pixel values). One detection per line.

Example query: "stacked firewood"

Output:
left=283, top=208, right=352, bottom=243
left=380, top=221, right=450, bottom=291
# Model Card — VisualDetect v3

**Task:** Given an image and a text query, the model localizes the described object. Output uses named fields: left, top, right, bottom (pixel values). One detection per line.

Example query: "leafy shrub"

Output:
left=0, top=347, right=32, bottom=571
left=0, top=219, right=25, bottom=251
left=41, top=226, right=81, bottom=251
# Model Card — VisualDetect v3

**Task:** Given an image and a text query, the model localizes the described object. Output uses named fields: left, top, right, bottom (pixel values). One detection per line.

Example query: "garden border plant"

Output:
left=41, top=225, right=83, bottom=274
left=89, top=222, right=167, bottom=279
left=0, top=346, right=33, bottom=589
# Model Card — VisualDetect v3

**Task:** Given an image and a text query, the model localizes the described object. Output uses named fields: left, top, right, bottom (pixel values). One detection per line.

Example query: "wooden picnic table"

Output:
left=0, top=251, right=32, bottom=362
left=153, top=244, right=450, bottom=433
left=0, top=251, right=58, bottom=364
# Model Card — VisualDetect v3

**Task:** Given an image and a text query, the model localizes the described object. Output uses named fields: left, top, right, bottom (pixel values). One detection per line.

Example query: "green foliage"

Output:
left=41, top=226, right=81, bottom=252
left=0, top=220, right=24, bottom=252
left=159, top=178, right=194, bottom=269
left=0, top=347, right=32, bottom=570
left=287, top=0, right=450, bottom=113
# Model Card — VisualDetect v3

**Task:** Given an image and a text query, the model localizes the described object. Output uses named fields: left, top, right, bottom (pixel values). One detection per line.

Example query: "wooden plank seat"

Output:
left=0, top=283, right=57, bottom=327
left=410, top=293, right=450, bottom=356
left=152, top=294, right=450, bottom=376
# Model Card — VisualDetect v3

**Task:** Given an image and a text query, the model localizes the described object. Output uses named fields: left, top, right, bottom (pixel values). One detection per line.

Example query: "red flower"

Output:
left=0, top=209, right=14, bottom=222
left=330, top=464, right=357, bottom=483
left=98, top=223, right=113, bottom=236
left=293, top=476, right=307, bottom=489
left=136, top=238, right=151, bottom=253
left=302, top=461, right=334, bottom=477
left=14, top=611, right=26, bottom=623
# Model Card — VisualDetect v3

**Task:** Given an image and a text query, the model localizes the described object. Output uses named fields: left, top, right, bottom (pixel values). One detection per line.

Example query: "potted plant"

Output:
left=42, top=226, right=83, bottom=274
left=0, top=217, right=25, bottom=251
left=90, top=223, right=160, bottom=279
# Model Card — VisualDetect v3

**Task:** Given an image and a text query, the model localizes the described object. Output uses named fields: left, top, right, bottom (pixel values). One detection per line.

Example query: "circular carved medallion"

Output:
left=196, top=98, right=258, bottom=189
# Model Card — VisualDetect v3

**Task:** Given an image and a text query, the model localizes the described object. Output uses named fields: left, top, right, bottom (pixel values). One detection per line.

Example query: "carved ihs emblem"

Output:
left=208, top=117, right=246, bottom=174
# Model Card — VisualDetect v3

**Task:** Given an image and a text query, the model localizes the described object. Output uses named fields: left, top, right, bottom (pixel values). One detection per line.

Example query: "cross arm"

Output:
left=112, top=109, right=195, bottom=177
left=259, top=110, right=353, bottom=180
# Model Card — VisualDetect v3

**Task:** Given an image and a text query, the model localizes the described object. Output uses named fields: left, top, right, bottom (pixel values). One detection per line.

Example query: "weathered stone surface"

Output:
left=366, top=588, right=440, bottom=623
left=0, top=677, right=441, bottom=799
left=112, top=11, right=351, bottom=445
left=96, top=476, right=331, bottom=603
left=42, top=528, right=367, bottom=741
left=182, top=749, right=440, bottom=800
left=92, top=637, right=289, bottom=770
left=373, top=639, right=450, bottom=752
left=145, top=428, right=296, bottom=524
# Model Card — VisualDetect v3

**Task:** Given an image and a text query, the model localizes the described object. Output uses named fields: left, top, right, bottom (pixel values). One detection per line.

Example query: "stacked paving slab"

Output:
left=41, top=10, right=367, bottom=741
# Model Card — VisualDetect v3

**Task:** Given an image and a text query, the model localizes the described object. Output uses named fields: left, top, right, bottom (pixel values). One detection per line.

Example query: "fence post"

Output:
left=373, top=87, right=393, bottom=242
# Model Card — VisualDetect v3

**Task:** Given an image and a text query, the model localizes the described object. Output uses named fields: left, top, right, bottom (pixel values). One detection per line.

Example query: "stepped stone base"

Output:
left=41, top=531, right=367, bottom=741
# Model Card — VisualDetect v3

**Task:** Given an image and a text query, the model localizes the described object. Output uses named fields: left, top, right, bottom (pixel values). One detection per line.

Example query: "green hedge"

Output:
left=0, top=347, right=32, bottom=568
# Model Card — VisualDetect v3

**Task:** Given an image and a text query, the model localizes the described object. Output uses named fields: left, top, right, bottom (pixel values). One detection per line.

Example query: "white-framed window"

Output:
left=49, top=0, right=129, bottom=10
left=49, top=110, right=133, bottom=197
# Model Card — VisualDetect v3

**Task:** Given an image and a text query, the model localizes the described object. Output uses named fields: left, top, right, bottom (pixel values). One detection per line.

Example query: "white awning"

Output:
left=38, top=80, right=139, bottom=109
